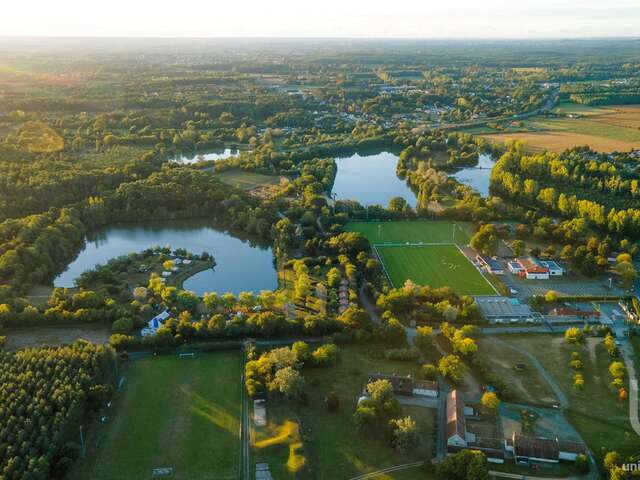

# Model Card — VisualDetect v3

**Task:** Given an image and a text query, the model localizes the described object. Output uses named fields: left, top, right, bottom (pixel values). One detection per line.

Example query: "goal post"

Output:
left=178, top=353, right=195, bottom=359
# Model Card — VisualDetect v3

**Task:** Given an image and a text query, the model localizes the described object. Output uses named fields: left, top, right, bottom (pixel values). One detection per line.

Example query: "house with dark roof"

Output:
left=366, top=373, right=439, bottom=398
left=513, top=434, right=559, bottom=464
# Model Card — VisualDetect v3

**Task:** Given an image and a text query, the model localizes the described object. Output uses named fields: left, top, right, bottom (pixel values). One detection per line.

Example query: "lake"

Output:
left=172, top=148, right=239, bottom=164
left=332, top=151, right=416, bottom=207
left=54, top=220, right=277, bottom=296
left=450, top=153, right=496, bottom=197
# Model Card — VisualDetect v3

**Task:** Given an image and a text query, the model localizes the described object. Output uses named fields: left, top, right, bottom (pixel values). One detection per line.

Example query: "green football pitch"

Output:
left=68, top=351, right=242, bottom=480
left=375, top=244, right=496, bottom=295
left=346, top=220, right=472, bottom=245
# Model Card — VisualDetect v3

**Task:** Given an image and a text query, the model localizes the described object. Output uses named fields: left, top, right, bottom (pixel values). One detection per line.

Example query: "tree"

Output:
left=438, top=355, right=467, bottom=383
left=389, top=416, right=419, bottom=452
left=436, top=450, right=490, bottom=480
left=470, top=224, right=499, bottom=256
left=353, top=403, right=377, bottom=432
left=324, top=391, right=340, bottom=412
left=312, top=344, right=338, bottom=365
left=544, top=290, right=559, bottom=303
left=291, top=341, right=310, bottom=363
left=366, top=379, right=394, bottom=404
left=269, top=367, right=305, bottom=399
left=512, top=240, right=525, bottom=256
left=421, top=363, right=438, bottom=380
left=608, top=361, right=626, bottom=380
left=564, top=327, right=585, bottom=345
left=414, top=325, right=434, bottom=353
left=338, top=306, right=369, bottom=329
left=481, top=392, right=500, bottom=412
left=604, top=451, right=621, bottom=471
left=614, top=260, right=637, bottom=289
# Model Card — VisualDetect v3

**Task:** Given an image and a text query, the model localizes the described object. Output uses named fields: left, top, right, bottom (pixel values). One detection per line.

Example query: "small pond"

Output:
left=172, top=148, right=239, bottom=164
left=332, top=150, right=416, bottom=207
left=449, top=153, right=497, bottom=197
left=54, top=219, right=277, bottom=296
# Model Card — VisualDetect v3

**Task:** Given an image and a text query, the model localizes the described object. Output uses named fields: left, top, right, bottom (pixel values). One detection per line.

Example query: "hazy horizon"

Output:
left=2, top=0, right=640, bottom=39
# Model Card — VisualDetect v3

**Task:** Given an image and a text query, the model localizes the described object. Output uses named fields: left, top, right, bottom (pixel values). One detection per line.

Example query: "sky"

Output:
left=1, top=0, right=639, bottom=38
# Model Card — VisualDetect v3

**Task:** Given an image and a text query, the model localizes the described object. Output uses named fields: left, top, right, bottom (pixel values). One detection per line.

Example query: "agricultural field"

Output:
left=485, top=334, right=639, bottom=463
left=214, top=169, right=282, bottom=191
left=376, top=245, right=496, bottom=295
left=69, top=351, right=242, bottom=480
left=346, top=220, right=473, bottom=246
left=480, top=103, right=640, bottom=153
left=251, top=345, right=436, bottom=479
left=16, top=121, right=64, bottom=152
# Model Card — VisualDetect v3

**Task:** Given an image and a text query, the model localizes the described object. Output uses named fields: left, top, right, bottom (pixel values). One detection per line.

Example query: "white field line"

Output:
left=374, top=243, right=499, bottom=295
left=372, top=244, right=395, bottom=288
left=454, top=244, right=500, bottom=295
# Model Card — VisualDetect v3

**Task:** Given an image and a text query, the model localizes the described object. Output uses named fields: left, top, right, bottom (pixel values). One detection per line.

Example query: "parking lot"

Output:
left=499, top=270, right=625, bottom=299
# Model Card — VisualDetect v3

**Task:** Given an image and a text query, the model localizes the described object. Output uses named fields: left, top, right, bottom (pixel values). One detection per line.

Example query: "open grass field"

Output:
left=481, top=103, right=640, bottom=153
left=375, top=244, right=496, bottom=295
left=252, top=345, right=435, bottom=479
left=476, top=336, right=557, bottom=406
left=214, top=169, right=281, bottom=191
left=69, top=351, right=242, bottom=480
left=16, top=121, right=64, bottom=152
left=346, top=220, right=473, bottom=246
left=489, top=334, right=639, bottom=463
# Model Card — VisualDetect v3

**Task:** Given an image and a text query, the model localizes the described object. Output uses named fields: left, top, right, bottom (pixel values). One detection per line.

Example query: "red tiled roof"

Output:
left=446, top=390, right=466, bottom=439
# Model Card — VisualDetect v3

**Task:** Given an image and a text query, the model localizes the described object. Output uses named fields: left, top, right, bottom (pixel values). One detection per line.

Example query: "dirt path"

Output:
left=491, top=337, right=568, bottom=408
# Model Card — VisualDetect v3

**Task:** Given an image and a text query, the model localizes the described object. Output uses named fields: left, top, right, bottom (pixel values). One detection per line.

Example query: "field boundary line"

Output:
left=454, top=244, right=500, bottom=296
left=372, top=242, right=457, bottom=248
left=372, top=244, right=395, bottom=288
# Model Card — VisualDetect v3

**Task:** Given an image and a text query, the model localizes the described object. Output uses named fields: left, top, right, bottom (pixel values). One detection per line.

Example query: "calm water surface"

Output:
left=172, top=148, right=239, bottom=164
left=332, top=151, right=416, bottom=207
left=450, top=153, right=497, bottom=197
left=54, top=220, right=277, bottom=296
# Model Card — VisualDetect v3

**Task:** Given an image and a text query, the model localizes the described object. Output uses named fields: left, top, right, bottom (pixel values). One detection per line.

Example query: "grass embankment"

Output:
left=69, top=351, right=242, bottom=480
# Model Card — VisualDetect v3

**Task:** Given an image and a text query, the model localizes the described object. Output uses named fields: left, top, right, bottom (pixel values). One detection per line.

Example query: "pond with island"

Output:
left=54, top=219, right=277, bottom=296
left=331, top=150, right=496, bottom=205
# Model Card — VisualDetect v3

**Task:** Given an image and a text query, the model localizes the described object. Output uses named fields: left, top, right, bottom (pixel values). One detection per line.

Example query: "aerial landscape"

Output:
left=1, top=2, right=640, bottom=480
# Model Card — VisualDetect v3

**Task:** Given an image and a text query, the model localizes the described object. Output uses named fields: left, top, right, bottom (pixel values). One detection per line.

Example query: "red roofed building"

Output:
left=446, top=390, right=467, bottom=448
left=510, top=257, right=550, bottom=280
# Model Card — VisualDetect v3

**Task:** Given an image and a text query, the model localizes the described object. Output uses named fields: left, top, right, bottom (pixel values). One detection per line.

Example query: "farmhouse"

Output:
left=446, top=390, right=467, bottom=449
left=513, top=435, right=559, bottom=464
left=510, top=257, right=550, bottom=280
left=475, top=296, right=535, bottom=324
left=511, top=434, right=586, bottom=464
left=366, top=373, right=439, bottom=398
left=476, top=255, right=504, bottom=275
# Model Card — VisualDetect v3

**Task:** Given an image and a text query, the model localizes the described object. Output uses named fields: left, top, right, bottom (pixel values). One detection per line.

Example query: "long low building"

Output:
left=366, top=373, right=439, bottom=398
left=475, top=296, right=536, bottom=324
